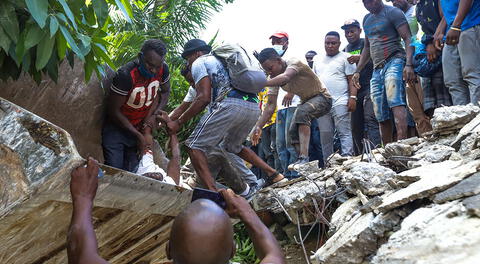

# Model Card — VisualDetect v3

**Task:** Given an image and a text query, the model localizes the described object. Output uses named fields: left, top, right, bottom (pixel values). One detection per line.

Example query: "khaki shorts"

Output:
left=289, top=94, right=332, bottom=144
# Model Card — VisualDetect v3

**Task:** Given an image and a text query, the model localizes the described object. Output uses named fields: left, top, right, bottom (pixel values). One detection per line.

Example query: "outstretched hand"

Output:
left=219, top=189, right=254, bottom=219
left=70, top=158, right=100, bottom=204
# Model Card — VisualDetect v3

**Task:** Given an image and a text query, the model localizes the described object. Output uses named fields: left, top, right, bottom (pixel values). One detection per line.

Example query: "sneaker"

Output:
left=287, top=156, right=309, bottom=170
left=242, top=184, right=261, bottom=201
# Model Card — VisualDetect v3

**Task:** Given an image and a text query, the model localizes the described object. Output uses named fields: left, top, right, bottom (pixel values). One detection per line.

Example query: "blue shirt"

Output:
left=441, top=0, right=480, bottom=31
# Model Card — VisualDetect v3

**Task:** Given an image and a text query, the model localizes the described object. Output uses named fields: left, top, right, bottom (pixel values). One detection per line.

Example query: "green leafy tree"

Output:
left=0, top=0, right=133, bottom=83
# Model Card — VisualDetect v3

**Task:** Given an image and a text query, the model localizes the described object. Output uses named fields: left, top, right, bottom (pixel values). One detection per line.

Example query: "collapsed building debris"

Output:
left=252, top=104, right=480, bottom=264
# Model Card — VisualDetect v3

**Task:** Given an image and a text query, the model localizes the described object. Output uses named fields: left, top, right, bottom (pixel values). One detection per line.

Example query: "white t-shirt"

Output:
left=183, top=86, right=196, bottom=103
left=276, top=88, right=301, bottom=110
left=313, top=52, right=356, bottom=107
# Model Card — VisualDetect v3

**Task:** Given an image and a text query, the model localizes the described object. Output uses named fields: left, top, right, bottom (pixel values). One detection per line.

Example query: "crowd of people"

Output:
left=67, top=0, right=480, bottom=263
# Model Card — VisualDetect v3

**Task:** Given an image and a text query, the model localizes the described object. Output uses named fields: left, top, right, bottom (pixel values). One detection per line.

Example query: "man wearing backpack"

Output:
left=164, top=39, right=284, bottom=191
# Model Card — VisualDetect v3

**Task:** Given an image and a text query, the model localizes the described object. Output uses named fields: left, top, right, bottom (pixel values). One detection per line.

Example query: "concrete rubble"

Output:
left=251, top=104, right=480, bottom=264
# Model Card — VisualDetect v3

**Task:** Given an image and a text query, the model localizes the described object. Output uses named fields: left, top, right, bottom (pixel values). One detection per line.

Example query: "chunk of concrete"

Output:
left=372, top=202, right=480, bottom=264
left=311, top=209, right=407, bottom=264
left=412, top=144, right=455, bottom=163
left=329, top=197, right=361, bottom=234
left=463, top=194, right=480, bottom=218
left=433, top=172, right=480, bottom=203
left=451, top=113, right=480, bottom=150
left=384, top=142, right=413, bottom=158
left=378, top=160, right=480, bottom=212
left=342, top=162, right=396, bottom=196
left=431, top=104, right=480, bottom=134
left=252, top=178, right=326, bottom=213
left=291, top=160, right=320, bottom=176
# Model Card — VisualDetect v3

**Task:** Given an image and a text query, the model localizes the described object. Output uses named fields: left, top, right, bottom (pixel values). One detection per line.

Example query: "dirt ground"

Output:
left=283, top=239, right=320, bottom=264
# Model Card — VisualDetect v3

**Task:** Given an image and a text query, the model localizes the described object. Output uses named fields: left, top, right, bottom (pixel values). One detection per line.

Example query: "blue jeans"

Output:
left=309, top=120, right=324, bottom=167
left=102, top=122, right=140, bottom=173
left=259, top=124, right=280, bottom=178
left=276, top=107, right=298, bottom=176
left=370, top=57, right=407, bottom=122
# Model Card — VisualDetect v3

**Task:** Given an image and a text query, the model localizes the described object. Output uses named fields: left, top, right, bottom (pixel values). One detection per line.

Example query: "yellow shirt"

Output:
left=258, top=88, right=277, bottom=128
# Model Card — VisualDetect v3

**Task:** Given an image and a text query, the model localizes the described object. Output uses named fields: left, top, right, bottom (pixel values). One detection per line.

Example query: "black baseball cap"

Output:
left=341, top=19, right=361, bottom=30
left=182, top=39, right=212, bottom=59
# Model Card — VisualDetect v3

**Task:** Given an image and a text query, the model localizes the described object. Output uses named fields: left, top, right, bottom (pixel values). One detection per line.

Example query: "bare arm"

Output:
left=166, top=133, right=180, bottom=184
left=107, top=93, right=145, bottom=152
left=157, top=81, right=171, bottom=112
left=108, top=94, right=141, bottom=137
left=169, top=101, right=192, bottom=121
left=452, top=0, right=473, bottom=28
left=352, top=37, right=371, bottom=89
left=166, top=77, right=211, bottom=134
left=446, top=0, right=473, bottom=45
left=265, top=68, right=298, bottom=87
left=178, top=77, right=211, bottom=126
left=67, top=158, right=109, bottom=264
left=397, top=23, right=416, bottom=84
left=355, top=37, right=371, bottom=74
left=220, top=189, right=285, bottom=264
left=251, top=93, right=278, bottom=146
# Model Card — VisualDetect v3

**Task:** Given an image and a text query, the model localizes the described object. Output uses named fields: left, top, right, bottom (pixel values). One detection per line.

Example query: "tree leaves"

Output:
left=93, top=0, right=109, bottom=26
left=25, top=0, right=48, bottom=28
left=59, top=25, right=84, bottom=61
left=24, top=24, right=46, bottom=50
left=57, top=0, right=78, bottom=30
left=35, top=34, right=55, bottom=70
left=49, top=16, right=59, bottom=37
left=0, top=2, right=20, bottom=43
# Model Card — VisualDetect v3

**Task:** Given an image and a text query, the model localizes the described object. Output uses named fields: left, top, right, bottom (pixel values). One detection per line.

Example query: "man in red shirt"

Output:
left=102, top=39, right=171, bottom=172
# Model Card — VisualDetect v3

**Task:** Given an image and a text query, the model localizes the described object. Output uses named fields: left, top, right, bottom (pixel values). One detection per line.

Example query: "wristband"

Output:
left=405, top=64, right=413, bottom=67
left=349, top=95, right=357, bottom=100
left=450, top=26, right=461, bottom=32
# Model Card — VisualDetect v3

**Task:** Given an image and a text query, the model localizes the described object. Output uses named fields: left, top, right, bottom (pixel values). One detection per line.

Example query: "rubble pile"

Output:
left=252, top=104, right=480, bottom=264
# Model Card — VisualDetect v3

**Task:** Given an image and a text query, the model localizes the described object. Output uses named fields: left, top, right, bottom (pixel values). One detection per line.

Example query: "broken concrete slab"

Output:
left=384, top=142, right=413, bottom=158
left=433, top=172, right=480, bottom=203
left=378, top=160, right=480, bottom=212
left=311, top=209, right=407, bottom=264
left=329, top=197, right=361, bottom=234
left=412, top=144, right=455, bottom=163
left=252, top=178, right=326, bottom=213
left=372, top=201, right=480, bottom=264
left=341, top=162, right=396, bottom=196
left=463, top=194, right=480, bottom=218
left=451, top=113, right=480, bottom=150
left=431, top=104, right=480, bottom=134
left=291, top=160, right=320, bottom=176
left=459, top=131, right=480, bottom=155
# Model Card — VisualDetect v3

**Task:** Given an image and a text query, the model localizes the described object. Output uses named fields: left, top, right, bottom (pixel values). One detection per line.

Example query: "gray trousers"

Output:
left=442, top=25, right=480, bottom=105
left=190, top=146, right=258, bottom=193
left=317, top=104, right=354, bottom=163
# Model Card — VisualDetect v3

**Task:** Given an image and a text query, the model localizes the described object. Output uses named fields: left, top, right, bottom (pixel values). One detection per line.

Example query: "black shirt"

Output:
left=416, top=0, right=442, bottom=45
left=344, top=38, right=373, bottom=94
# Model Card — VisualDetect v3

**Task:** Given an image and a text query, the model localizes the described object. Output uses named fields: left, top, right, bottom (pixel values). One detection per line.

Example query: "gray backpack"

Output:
left=212, top=43, right=267, bottom=94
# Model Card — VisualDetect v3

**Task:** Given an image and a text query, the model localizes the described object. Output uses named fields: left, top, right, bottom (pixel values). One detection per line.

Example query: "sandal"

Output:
left=265, top=171, right=285, bottom=186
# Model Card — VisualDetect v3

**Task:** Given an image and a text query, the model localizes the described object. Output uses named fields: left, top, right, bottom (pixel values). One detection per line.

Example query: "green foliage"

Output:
left=232, top=223, right=260, bottom=264
left=0, top=0, right=133, bottom=83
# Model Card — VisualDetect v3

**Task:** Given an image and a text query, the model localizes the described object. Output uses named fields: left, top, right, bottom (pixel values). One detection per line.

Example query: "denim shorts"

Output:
left=370, top=57, right=407, bottom=122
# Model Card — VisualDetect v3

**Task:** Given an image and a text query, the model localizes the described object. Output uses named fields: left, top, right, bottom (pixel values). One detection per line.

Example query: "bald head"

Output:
left=169, top=199, right=234, bottom=264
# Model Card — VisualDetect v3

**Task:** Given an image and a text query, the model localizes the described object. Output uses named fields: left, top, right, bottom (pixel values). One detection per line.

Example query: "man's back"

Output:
left=363, top=5, right=407, bottom=68
left=190, top=55, right=232, bottom=105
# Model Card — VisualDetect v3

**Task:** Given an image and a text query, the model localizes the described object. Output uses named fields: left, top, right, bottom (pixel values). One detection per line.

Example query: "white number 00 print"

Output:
left=126, top=80, right=159, bottom=109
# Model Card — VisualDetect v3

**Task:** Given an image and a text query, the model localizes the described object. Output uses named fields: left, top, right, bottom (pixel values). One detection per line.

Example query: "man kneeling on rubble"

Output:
left=67, top=159, right=285, bottom=264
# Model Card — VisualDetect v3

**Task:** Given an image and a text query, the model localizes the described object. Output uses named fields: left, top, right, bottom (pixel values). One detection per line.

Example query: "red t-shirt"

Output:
left=110, top=60, right=170, bottom=127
